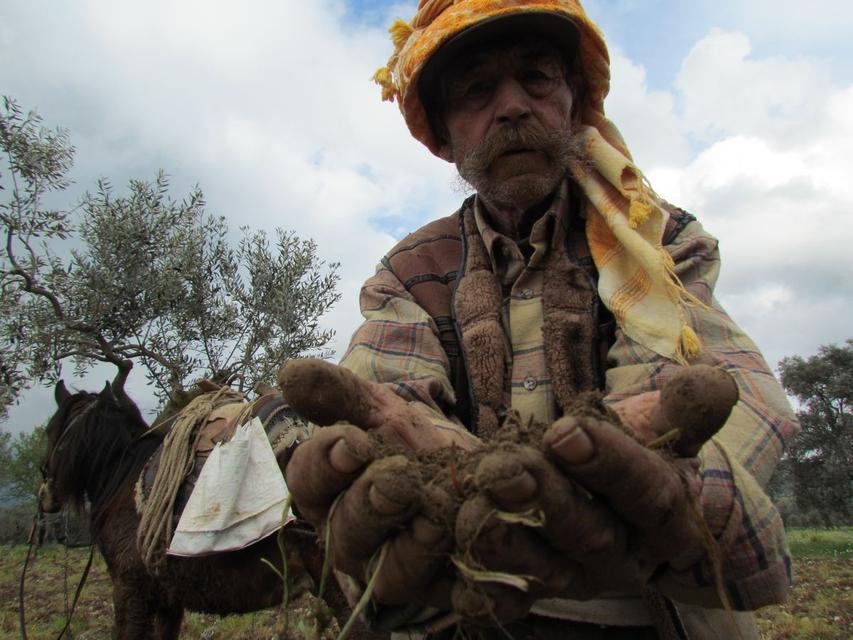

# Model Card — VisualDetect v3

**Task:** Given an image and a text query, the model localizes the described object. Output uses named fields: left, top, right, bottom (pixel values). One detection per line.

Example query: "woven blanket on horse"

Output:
left=134, top=388, right=312, bottom=564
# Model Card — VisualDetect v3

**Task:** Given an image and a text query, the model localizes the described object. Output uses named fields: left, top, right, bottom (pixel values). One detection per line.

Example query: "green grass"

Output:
left=1, top=544, right=337, bottom=639
left=785, top=527, right=853, bottom=559
left=754, top=556, right=852, bottom=640
left=753, top=527, right=852, bottom=639
left=1, top=527, right=851, bottom=639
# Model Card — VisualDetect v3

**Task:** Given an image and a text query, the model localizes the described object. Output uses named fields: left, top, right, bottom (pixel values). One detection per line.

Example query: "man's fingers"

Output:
left=372, top=485, right=456, bottom=605
left=328, top=457, right=458, bottom=607
left=451, top=494, right=541, bottom=625
left=455, top=494, right=580, bottom=594
left=452, top=491, right=623, bottom=621
left=279, top=358, right=382, bottom=427
left=652, top=365, right=739, bottom=457
left=451, top=579, right=536, bottom=626
left=610, top=366, right=738, bottom=455
left=610, top=391, right=661, bottom=442
left=284, top=424, right=374, bottom=525
left=544, top=416, right=705, bottom=565
left=474, top=446, right=628, bottom=561
left=280, top=358, right=480, bottom=452
left=328, top=455, right=427, bottom=578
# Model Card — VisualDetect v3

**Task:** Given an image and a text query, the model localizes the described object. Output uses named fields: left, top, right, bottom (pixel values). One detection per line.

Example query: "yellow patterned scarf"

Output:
left=373, top=0, right=701, bottom=363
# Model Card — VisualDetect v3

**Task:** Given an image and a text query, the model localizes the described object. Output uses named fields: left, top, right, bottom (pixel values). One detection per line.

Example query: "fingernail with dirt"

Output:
left=546, top=418, right=595, bottom=465
left=369, top=483, right=411, bottom=515
left=412, top=516, right=447, bottom=545
left=329, top=438, right=366, bottom=474
left=486, top=470, right=538, bottom=506
left=475, top=454, right=538, bottom=505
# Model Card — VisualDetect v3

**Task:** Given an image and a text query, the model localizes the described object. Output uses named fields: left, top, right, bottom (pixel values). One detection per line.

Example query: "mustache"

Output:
left=459, top=123, right=566, bottom=174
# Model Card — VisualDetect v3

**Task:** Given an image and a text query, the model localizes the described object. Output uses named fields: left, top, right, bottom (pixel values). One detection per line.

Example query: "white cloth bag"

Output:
left=168, top=417, right=295, bottom=556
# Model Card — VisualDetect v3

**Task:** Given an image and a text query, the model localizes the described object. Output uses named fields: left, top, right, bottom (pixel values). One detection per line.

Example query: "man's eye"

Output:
left=448, top=79, right=494, bottom=109
left=520, top=69, right=557, bottom=95
left=464, top=81, right=494, bottom=100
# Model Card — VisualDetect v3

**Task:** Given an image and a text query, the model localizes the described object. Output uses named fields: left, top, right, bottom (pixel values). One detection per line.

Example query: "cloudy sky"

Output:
left=2, top=0, right=851, bottom=432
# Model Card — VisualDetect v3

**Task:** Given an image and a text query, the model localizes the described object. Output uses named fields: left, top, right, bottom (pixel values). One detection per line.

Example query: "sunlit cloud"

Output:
left=1, top=1, right=850, bottom=430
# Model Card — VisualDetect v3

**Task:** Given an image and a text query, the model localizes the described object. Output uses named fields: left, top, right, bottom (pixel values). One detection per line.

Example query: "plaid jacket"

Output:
left=340, top=194, right=798, bottom=623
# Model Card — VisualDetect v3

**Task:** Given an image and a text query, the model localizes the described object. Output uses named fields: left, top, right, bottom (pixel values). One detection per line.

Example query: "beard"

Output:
left=455, top=122, right=586, bottom=210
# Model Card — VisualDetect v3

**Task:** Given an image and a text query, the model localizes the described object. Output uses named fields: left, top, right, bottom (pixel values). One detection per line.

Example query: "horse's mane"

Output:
left=47, top=388, right=163, bottom=530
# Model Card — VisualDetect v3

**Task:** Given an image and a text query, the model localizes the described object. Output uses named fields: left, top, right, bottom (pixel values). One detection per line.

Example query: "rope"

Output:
left=136, top=385, right=245, bottom=572
left=20, top=509, right=103, bottom=640
left=63, top=512, right=70, bottom=621
left=54, top=544, right=95, bottom=640
left=18, top=513, right=41, bottom=640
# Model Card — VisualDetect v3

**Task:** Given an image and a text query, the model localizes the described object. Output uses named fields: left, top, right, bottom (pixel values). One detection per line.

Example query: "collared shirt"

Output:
left=340, top=191, right=797, bottom=621
left=472, top=180, right=571, bottom=425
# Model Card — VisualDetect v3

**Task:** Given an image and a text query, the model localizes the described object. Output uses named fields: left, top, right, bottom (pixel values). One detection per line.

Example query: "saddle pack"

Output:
left=134, top=386, right=311, bottom=562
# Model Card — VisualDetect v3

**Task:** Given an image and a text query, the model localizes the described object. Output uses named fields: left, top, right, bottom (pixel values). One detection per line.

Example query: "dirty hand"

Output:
left=279, top=358, right=476, bottom=451
left=451, top=440, right=638, bottom=624
left=285, top=425, right=458, bottom=606
left=451, top=430, right=691, bottom=624
left=451, top=366, right=738, bottom=624
left=280, top=359, right=474, bottom=607
left=534, top=365, right=737, bottom=586
left=451, top=422, right=704, bottom=624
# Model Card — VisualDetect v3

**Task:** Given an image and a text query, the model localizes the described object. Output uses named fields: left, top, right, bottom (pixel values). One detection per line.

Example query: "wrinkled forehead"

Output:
left=423, top=36, right=568, bottom=109
left=445, top=38, right=567, bottom=81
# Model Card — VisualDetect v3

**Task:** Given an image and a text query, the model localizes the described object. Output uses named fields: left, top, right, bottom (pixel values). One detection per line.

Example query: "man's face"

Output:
left=436, top=40, right=579, bottom=211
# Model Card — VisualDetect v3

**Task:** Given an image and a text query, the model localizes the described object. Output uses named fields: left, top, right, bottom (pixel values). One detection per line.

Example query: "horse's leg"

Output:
left=112, top=578, right=158, bottom=640
left=154, top=604, right=184, bottom=640
left=111, top=581, right=130, bottom=638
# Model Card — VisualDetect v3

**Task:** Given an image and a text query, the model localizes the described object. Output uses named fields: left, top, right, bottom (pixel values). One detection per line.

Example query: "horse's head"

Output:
left=39, top=381, right=92, bottom=513
left=39, top=379, right=149, bottom=515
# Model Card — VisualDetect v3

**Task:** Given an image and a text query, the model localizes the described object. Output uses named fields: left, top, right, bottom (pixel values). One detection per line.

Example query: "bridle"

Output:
left=21, top=395, right=98, bottom=640
left=38, top=396, right=98, bottom=513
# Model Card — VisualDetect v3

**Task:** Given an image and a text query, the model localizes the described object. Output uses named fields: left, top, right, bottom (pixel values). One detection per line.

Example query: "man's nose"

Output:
left=493, top=78, right=531, bottom=126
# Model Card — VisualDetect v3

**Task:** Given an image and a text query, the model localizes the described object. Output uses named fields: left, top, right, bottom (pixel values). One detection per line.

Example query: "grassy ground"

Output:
left=0, top=528, right=850, bottom=639
left=785, top=527, right=853, bottom=560
left=1, top=545, right=338, bottom=639
left=753, top=527, right=853, bottom=639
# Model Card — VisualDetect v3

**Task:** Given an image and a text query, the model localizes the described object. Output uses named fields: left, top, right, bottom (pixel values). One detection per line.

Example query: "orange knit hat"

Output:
left=373, top=0, right=620, bottom=158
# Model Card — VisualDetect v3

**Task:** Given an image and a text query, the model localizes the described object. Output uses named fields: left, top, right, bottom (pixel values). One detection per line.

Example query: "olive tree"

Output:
left=778, top=339, right=853, bottom=526
left=0, top=97, right=340, bottom=415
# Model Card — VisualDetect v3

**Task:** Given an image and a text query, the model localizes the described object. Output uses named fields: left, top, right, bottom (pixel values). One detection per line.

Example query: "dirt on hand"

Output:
left=278, top=359, right=740, bottom=625
left=649, top=364, right=739, bottom=457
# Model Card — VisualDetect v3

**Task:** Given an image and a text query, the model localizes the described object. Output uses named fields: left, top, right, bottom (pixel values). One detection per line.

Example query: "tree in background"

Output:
left=0, top=429, right=11, bottom=494
left=0, top=97, right=340, bottom=416
left=0, top=424, right=90, bottom=544
left=778, top=339, right=853, bottom=526
left=0, top=425, right=46, bottom=507
left=0, top=425, right=46, bottom=543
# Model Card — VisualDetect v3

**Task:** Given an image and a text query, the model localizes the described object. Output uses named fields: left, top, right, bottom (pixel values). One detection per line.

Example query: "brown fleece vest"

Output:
left=381, top=196, right=694, bottom=438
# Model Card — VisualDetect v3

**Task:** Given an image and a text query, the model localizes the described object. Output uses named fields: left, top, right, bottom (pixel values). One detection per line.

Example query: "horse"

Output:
left=38, top=378, right=368, bottom=640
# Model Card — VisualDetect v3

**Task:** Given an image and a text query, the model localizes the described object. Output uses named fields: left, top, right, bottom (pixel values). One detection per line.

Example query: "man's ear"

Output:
left=568, top=71, right=587, bottom=126
left=427, top=109, right=454, bottom=162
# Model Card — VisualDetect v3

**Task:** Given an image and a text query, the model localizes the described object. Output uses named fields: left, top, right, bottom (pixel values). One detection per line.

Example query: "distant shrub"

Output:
left=0, top=507, right=90, bottom=545
left=0, top=506, right=33, bottom=544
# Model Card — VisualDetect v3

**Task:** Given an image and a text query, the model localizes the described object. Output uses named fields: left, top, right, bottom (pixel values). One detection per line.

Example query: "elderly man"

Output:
left=284, top=1, right=799, bottom=638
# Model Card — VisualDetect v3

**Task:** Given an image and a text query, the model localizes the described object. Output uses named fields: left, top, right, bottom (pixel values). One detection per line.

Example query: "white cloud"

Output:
left=676, top=29, right=833, bottom=144
left=2, top=6, right=850, bottom=432
left=717, top=0, right=853, bottom=45
left=606, top=48, right=690, bottom=167
left=1, top=0, right=461, bottom=429
left=644, top=30, right=853, bottom=370
left=605, top=27, right=851, bottom=374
